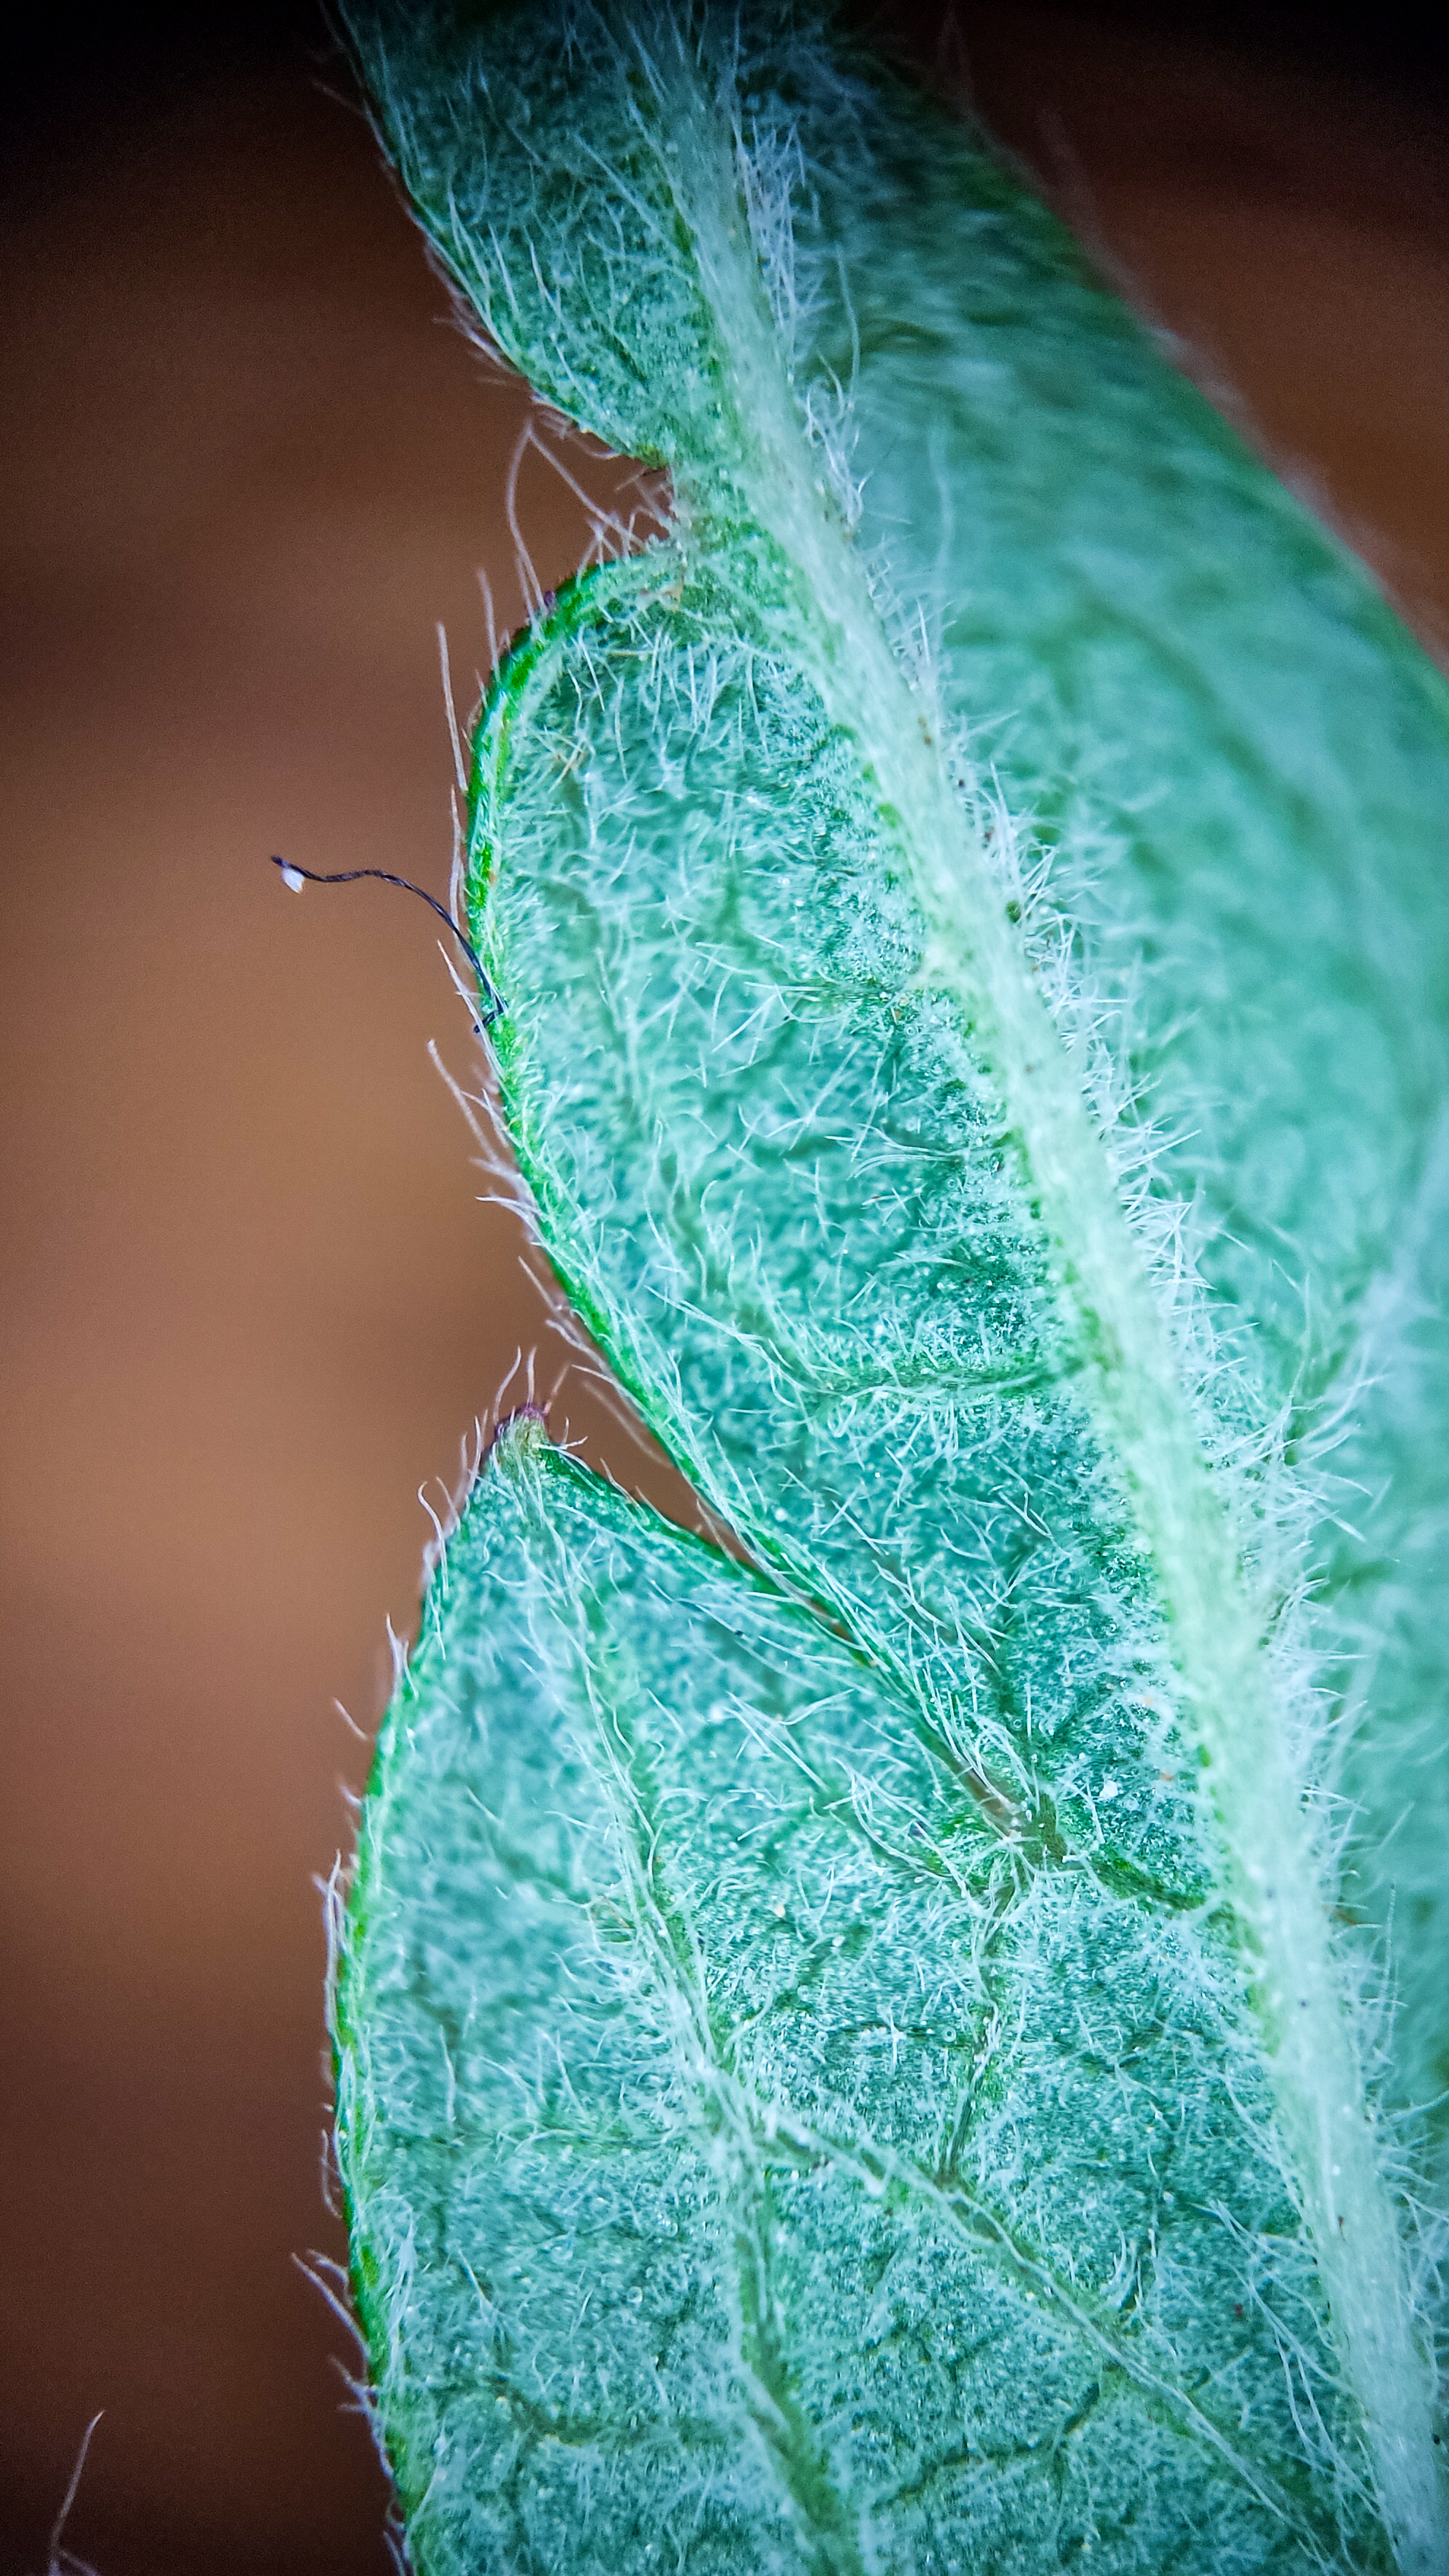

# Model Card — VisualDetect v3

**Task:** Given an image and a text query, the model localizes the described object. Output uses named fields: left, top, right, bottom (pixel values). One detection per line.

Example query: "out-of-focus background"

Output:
left=2, top=5, right=1446, bottom=2567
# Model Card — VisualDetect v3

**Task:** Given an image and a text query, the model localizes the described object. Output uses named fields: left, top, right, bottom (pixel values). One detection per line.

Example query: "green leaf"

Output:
left=337, top=1425, right=1372, bottom=2571
left=333, top=6, right=1449, bottom=2567
left=784, top=89, right=1449, bottom=2184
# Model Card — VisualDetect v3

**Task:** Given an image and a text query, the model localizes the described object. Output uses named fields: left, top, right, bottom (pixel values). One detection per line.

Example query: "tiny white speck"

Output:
left=280, top=865, right=305, bottom=892
left=1101, top=1776, right=1121, bottom=1802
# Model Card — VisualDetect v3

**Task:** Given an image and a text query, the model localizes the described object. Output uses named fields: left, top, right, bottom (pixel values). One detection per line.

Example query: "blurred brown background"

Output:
left=2, top=6, right=1446, bottom=2569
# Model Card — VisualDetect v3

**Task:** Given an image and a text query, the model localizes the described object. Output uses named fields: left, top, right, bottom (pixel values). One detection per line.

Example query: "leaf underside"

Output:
left=337, top=1427, right=1365, bottom=2573
left=332, top=5, right=1449, bottom=2568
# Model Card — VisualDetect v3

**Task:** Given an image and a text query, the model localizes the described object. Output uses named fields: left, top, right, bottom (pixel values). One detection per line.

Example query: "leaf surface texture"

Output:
left=334, top=7, right=1449, bottom=2566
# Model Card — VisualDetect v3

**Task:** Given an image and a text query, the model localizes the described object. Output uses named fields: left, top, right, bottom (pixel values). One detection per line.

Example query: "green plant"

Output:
left=329, top=7, right=1449, bottom=2566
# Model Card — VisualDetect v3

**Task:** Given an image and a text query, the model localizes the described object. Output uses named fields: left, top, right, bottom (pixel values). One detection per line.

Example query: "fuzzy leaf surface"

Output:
left=787, top=96, right=1449, bottom=2169
left=337, top=1428, right=1372, bottom=2573
left=335, top=4, right=1449, bottom=2565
